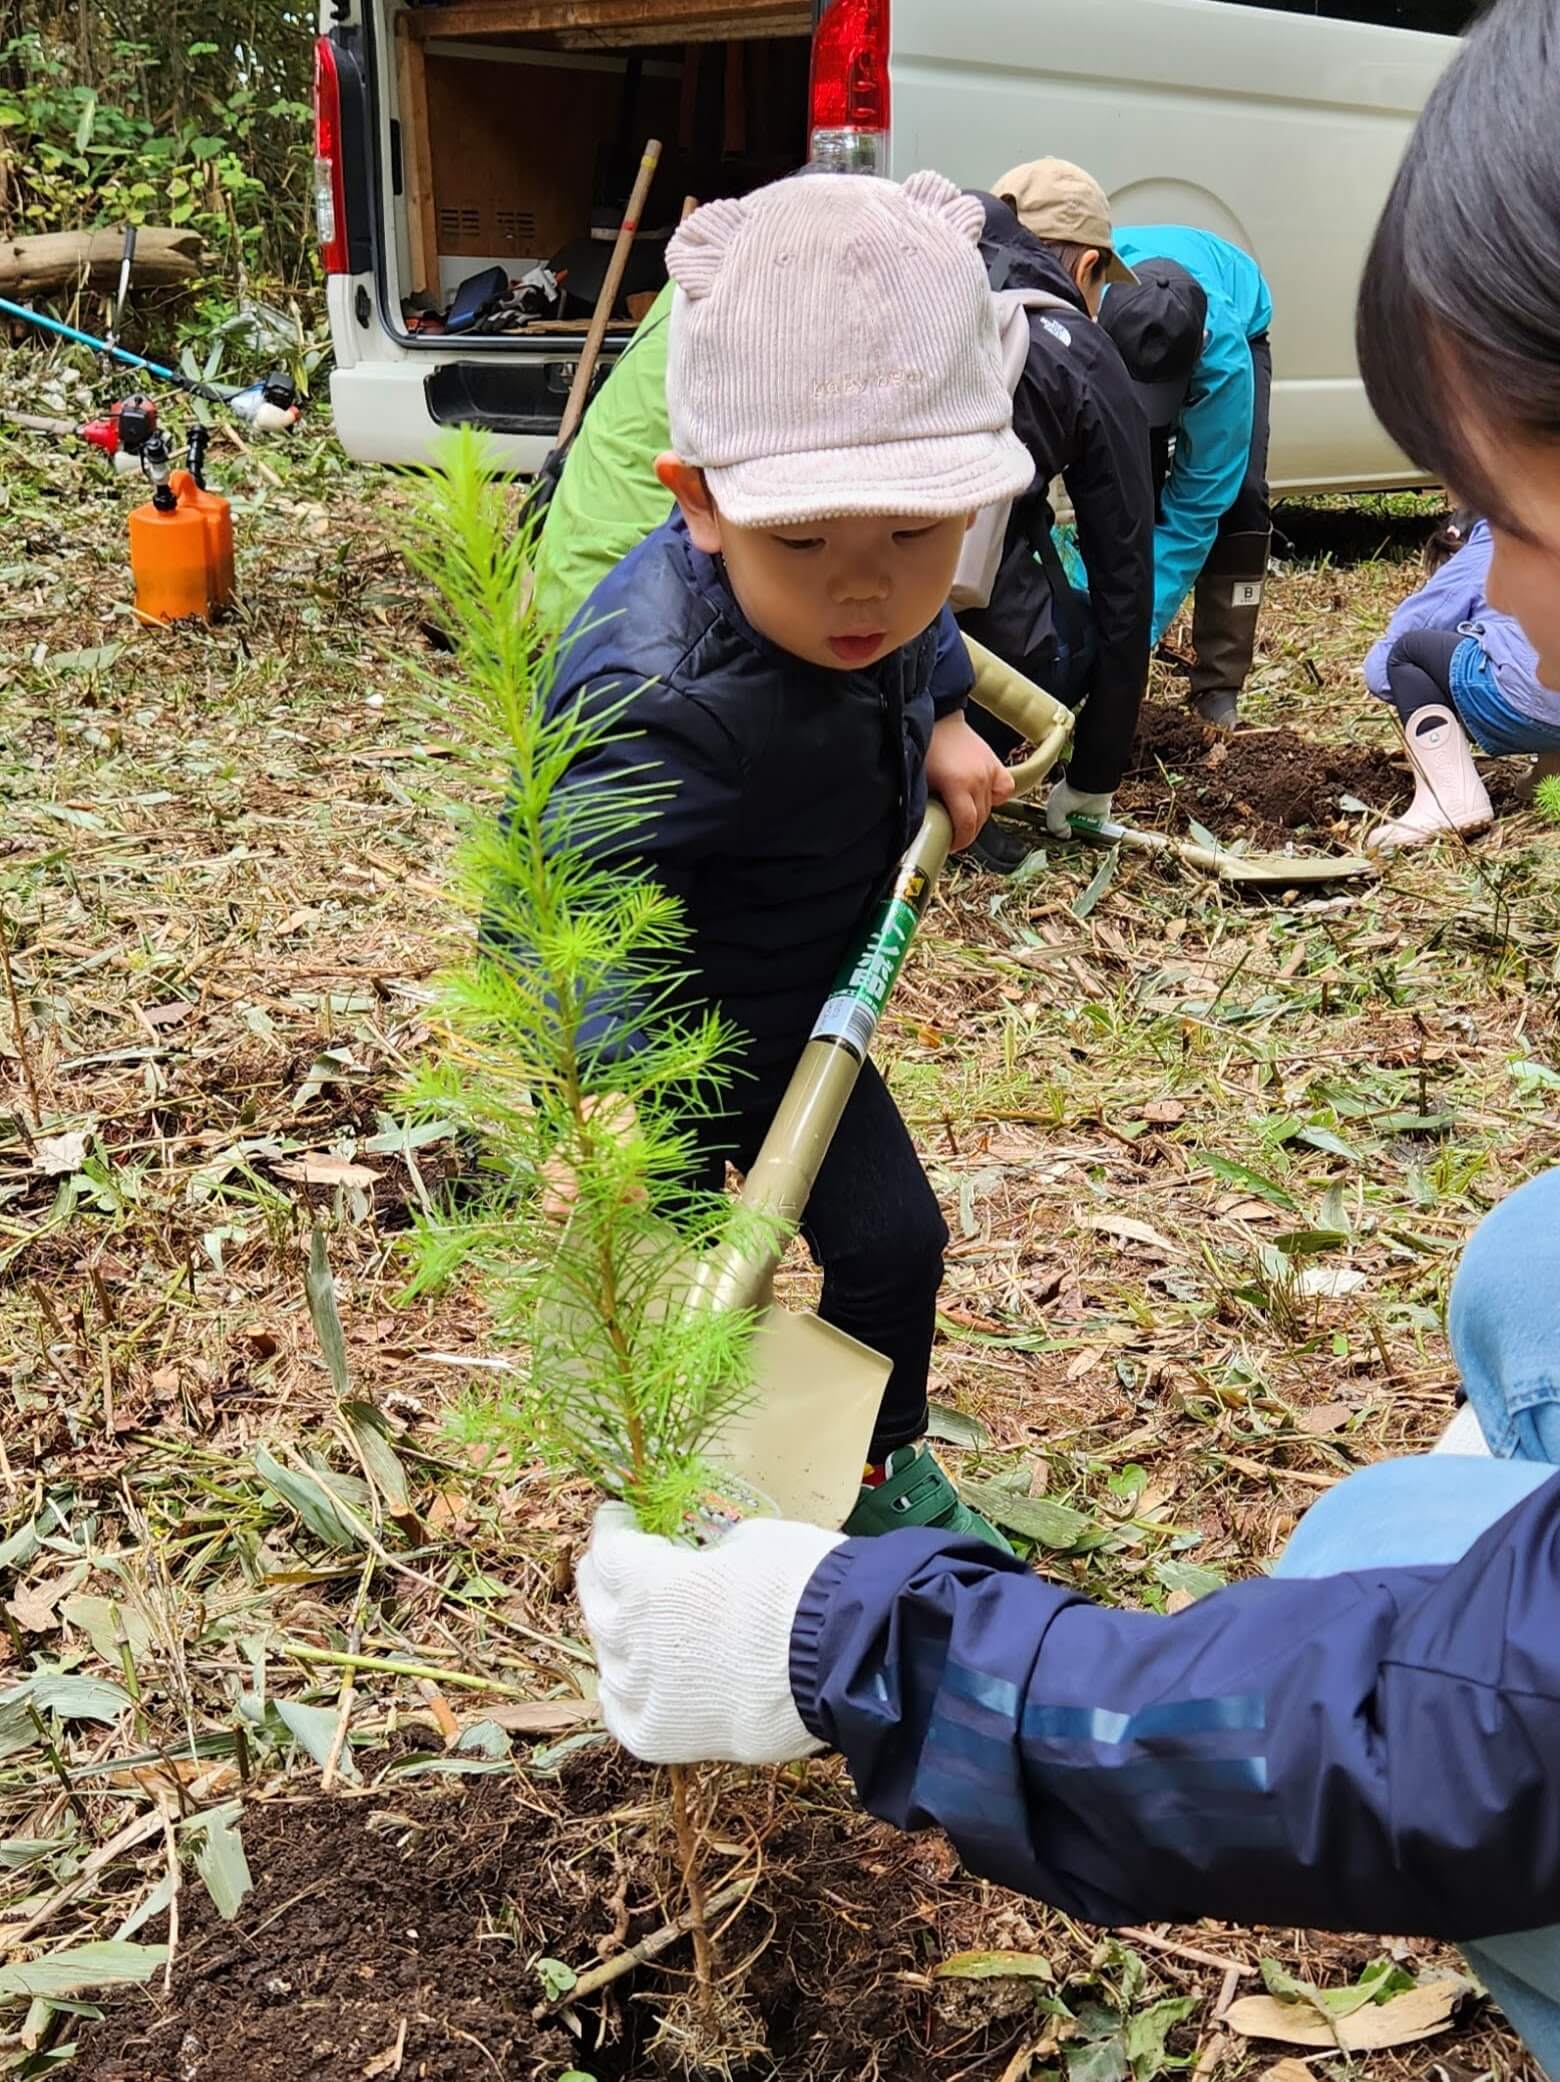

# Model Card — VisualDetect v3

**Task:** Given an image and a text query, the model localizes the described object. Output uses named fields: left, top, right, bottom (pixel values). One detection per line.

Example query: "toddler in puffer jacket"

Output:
left=545, top=170, right=1030, bottom=1544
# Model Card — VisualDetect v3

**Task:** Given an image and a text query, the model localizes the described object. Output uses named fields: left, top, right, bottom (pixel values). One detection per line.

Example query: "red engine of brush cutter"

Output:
left=81, top=397, right=159, bottom=469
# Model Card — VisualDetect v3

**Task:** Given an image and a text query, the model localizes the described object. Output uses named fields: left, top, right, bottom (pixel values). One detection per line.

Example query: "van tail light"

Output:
left=314, top=35, right=351, bottom=275
left=809, top=0, right=890, bottom=174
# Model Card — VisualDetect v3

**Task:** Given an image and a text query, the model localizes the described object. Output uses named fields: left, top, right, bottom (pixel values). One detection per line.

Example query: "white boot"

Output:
left=1370, top=704, right=1493, bottom=853
left=1431, top=1401, right=1491, bottom=1457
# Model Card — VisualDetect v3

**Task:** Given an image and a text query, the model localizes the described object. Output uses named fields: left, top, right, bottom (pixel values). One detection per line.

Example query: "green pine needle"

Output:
left=399, top=430, right=772, bottom=1535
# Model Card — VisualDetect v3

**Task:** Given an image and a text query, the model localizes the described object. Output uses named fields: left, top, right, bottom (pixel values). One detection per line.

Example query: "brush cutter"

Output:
left=679, top=638, right=1074, bottom=1525
left=1067, top=812, right=1377, bottom=887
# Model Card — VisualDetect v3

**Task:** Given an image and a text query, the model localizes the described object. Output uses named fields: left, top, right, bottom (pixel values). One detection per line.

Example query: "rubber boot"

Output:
left=960, top=814, right=1037, bottom=876
left=843, top=1443, right=1013, bottom=1552
left=1516, top=748, right=1560, bottom=804
left=1369, top=704, right=1493, bottom=852
left=1189, top=529, right=1270, bottom=729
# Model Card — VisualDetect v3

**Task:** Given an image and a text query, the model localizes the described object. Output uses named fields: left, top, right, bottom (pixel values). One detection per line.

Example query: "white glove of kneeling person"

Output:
left=1045, top=780, right=1113, bottom=838
left=577, top=1502, right=842, bottom=1765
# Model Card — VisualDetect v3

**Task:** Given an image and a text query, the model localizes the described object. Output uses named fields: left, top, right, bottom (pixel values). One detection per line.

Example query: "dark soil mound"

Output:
left=70, top=1761, right=1023, bottom=2082
left=1118, top=700, right=1525, bottom=848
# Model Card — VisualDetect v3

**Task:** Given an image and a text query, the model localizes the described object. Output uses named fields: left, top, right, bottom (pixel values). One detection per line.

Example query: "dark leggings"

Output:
left=1384, top=626, right=1462, bottom=725
left=690, top=1060, right=946, bottom=1461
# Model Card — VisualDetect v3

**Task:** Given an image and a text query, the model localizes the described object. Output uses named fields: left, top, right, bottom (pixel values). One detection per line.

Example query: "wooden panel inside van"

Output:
left=424, top=49, right=682, bottom=266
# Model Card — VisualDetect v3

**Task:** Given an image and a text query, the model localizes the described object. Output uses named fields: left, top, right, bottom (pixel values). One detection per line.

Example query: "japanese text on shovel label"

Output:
left=811, top=862, right=932, bottom=1062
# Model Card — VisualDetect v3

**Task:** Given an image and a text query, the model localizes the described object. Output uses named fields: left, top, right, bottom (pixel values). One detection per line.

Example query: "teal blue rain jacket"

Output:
left=1112, top=227, right=1274, bottom=643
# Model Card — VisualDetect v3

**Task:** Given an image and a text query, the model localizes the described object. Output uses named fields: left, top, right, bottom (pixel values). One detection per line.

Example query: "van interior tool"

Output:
left=444, top=264, right=511, bottom=335
left=1068, top=812, right=1377, bottom=886
left=555, top=136, right=663, bottom=450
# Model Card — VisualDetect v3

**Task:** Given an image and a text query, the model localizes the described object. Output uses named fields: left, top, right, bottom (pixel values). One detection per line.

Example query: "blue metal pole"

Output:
left=0, top=294, right=182, bottom=382
left=0, top=295, right=240, bottom=406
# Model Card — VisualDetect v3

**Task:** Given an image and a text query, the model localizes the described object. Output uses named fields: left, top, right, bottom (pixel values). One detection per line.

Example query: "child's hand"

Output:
left=927, top=712, right=1017, bottom=851
left=540, top=1094, right=639, bottom=1220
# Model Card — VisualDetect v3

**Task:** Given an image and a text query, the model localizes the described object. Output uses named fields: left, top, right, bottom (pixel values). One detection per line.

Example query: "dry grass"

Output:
left=1, top=398, right=1555, bottom=2081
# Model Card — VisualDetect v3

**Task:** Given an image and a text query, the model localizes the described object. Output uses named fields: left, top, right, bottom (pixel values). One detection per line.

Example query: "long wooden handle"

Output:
left=556, top=138, right=663, bottom=449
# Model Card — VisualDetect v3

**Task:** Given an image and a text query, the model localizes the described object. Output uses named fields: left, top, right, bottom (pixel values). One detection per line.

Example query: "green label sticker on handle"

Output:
left=811, top=859, right=933, bottom=1061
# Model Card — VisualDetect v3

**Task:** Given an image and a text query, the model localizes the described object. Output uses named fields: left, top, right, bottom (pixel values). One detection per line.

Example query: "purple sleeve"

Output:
left=1364, top=534, right=1492, bottom=694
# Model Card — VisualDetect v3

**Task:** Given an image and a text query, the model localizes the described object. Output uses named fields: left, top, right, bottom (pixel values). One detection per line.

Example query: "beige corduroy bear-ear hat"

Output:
left=663, top=170, right=1034, bottom=528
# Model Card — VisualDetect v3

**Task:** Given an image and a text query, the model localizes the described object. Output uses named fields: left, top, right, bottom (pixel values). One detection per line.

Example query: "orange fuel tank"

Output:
left=168, top=469, right=235, bottom=609
left=129, top=474, right=235, bottom=623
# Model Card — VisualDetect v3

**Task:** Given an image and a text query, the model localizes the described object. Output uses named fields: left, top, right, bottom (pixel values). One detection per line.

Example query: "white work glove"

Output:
left=1046, top=780, right=1114, bottom=838
left=577, top=1502, right=842, bottom=1765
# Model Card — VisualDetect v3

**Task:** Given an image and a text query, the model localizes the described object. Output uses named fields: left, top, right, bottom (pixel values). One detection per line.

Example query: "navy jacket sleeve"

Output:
left=1058, top=330, right=1155, bottom=795
left=929, top=605, right=974, bottom=719
left=790, top=1475, right=1560, bottom=1942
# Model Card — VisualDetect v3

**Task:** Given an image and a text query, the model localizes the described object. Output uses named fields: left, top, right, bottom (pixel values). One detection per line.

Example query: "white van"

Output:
left=315, top=0, right=1478, bottom=488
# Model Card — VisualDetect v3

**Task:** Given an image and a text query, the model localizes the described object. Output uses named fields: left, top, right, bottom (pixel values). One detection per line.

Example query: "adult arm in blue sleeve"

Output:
left=789, top=1473, right=1560, bottom=1941
left=930, top=605, right=975, bottom=718
left=1151, top=316, right=1253, bottom=643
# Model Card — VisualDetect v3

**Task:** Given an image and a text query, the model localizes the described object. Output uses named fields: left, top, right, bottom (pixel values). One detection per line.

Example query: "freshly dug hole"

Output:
left=70, top=1757, right=1040, bottom=2082
left=1118, top=698, right=1525, bottom=847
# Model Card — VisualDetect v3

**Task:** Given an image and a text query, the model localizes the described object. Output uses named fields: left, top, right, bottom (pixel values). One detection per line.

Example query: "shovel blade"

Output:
left=1218, top=850, right=1377, bottom=885
left=711, top=1305, right=889, bottom=1528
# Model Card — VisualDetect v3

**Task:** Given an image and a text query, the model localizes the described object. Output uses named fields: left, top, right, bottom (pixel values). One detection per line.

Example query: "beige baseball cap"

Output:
left=992, top=157, right=1138, bottom=285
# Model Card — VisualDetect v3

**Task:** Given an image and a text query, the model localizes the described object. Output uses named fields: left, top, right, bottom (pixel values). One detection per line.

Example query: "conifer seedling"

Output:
left=398, top=427, right=773, bottom=1538
left=396, top=432, right=788, bottom=2041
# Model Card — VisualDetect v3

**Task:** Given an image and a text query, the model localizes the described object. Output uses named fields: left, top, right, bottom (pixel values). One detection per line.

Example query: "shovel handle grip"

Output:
left=962, top=636, right=1074, bottom=798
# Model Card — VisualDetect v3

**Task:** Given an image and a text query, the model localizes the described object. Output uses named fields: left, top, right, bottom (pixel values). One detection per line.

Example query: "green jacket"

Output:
left=531, top=283, right=676, bottom=633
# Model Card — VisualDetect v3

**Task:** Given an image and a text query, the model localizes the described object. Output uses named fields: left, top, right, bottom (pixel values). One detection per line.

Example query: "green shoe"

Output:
left=844, top=1444, right=1013, bottom=1553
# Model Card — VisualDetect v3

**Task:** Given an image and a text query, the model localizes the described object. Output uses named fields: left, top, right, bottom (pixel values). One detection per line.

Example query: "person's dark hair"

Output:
left=1357, top=0, right=1560, bottom=528
left=1423, top=504, right=1480, bottom=576
left=1046, top=238, right=1112, bottom=289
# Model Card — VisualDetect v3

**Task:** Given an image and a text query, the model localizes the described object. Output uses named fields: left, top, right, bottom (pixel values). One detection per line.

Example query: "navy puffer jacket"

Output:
left=543, top=516, right=971, bottom=1096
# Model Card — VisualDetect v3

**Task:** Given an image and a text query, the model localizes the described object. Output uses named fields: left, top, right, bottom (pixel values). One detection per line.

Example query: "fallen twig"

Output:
left=161, top=1804, right=181, bottom=1992
left=1210, top=1452, right=1338, bottom=1492
left=279, top=1640, right=551, bottom=1702
left=1118, top=1926, right=1251, bottom=1976
left=321, top=1622, right=362, bottom=1791
left=415, top=1676, right=460, bottom=1746
left=0, top=909, right=40, bottom=1130
left=551, top=1877, right=756, bottom=2008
